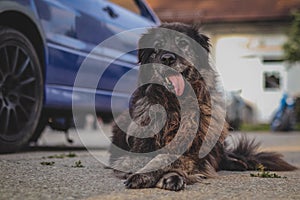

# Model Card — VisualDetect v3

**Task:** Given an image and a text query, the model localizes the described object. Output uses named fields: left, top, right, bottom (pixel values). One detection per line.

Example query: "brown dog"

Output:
left=108, top=22, right=297, bottom=191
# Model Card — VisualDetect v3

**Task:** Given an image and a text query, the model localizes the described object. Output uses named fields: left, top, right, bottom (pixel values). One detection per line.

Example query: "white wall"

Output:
left=287, top=63, right=300, bottom=96
left=215, top=34, right=288, bottom=123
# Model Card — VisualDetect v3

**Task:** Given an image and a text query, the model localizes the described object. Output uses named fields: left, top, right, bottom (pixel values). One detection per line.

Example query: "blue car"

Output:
left=0, top=0, right=159, bottom=152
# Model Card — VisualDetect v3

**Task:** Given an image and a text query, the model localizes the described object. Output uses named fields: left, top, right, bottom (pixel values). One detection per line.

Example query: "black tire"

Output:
left=29, top=111, right=48, bottom=142
left=0, top=27, right=44, bottom=153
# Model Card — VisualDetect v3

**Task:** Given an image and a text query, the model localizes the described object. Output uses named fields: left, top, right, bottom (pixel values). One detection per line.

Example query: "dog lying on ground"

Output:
left=108, top=22, right=297, bottom=191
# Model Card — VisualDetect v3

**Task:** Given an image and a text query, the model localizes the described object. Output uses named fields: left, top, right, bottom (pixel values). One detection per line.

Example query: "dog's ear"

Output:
left=137, top=33, right=155, bottom=86
left=190, top=24, right=211, bottom=69
left=138, top=33, right=155, bottom=64
left=191, top=24, right=210, bottom=53
left=138, top=48, right=153, bottom=64
left=198, top=33, right=210, bottom=52
left=195, top=33, right=210, bottom=53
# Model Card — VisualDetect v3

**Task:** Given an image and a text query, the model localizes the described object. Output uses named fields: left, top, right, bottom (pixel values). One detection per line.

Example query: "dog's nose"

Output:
left=160, top=53, right=176, bottom=66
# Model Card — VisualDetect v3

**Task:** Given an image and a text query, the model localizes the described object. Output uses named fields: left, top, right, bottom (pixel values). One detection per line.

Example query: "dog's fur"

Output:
left=109, top=23, right=297, bottom=191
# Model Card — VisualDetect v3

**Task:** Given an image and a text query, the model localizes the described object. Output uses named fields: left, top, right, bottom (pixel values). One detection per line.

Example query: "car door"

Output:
left=95, top=0, right=160, bottom=111
left=34, top=0, right=159, bottom=111
left=95, top=0, right=160, bottom=97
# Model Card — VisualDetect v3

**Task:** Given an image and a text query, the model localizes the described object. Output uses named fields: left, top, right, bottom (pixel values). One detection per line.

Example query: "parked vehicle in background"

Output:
left=295, top=96, right=300, bottom=124
left=271, top=93, right=296, bottom=131
left=225, top=90, right=254, bottom=131
left=0, top=0, right=159, bottom=153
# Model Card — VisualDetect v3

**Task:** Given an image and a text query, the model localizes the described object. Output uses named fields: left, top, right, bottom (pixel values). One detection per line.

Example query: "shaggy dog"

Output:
left=109, top=23, right=297, bottom=191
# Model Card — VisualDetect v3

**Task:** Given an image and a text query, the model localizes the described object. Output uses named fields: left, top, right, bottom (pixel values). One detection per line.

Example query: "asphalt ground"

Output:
left=0, top=127, right=299, bottom=200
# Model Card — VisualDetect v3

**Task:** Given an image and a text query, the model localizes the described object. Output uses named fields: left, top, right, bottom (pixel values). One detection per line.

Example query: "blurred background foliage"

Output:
left=283, top=11, right=300, bottom=64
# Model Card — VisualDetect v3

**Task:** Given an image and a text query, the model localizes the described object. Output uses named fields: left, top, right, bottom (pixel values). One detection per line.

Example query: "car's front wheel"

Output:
left=0, top=27, right=44, bottom=153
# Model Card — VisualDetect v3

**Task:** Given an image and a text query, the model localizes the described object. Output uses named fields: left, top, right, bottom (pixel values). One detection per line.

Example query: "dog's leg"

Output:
left=155, top=171, right=186, bottom=191
left=109, top=112, right=132, bottom=163
left=111, top=155, right=153, bottom=179
left=124, top=154, right=184, bottom=190
left=124, top=154, right=207, bottom=191
left=125, top=109, right=202, bottom=190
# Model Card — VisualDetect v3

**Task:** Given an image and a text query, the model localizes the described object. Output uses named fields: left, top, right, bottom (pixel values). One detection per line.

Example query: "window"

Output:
left=263, top=57, right=284, bottom=64
left=106, top=0, right=158, bottom=23
left=108, top=0, right=141, bottom=16
left=264, top=71, right=281, bottom=90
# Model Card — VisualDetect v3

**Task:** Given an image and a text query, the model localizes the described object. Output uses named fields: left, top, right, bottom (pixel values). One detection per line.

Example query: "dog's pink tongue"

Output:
left=168, top=75, right=185, bottom=96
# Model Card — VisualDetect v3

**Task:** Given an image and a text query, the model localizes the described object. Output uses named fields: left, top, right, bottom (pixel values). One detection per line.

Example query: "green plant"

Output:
left=42, top=152, right=77, bottom=159
left=295, top=123, right=300, bottom=131
left=72, top=160, right=84, bottom=168
left=40, top=161, right=55, bottom=166
left=66, top=152, right=77, bottom=158
left=47, top=154, right=65, bottom=159
left=283, top=11, right=300, bottom=64
left=250, top=164, right=286, bottom=178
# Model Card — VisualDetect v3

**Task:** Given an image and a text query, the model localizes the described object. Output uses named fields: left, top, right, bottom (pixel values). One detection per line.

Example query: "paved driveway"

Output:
left=0, top=127, right=299, bottom=200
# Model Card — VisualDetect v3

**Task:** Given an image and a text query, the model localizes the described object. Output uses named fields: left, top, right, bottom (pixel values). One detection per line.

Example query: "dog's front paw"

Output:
left=124, top=173, right=155, bottom=189
left=156, top=172, right=186, bottom=191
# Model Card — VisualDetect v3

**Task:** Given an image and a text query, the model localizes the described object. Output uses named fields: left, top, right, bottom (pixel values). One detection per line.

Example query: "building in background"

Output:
left=148, top=0, right=300, bottom=123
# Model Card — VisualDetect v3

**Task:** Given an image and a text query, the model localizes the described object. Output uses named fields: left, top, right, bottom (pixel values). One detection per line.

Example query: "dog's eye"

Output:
left=154, top=40, right=164, bottom=49
left=178, top=39, right=189, bottom=48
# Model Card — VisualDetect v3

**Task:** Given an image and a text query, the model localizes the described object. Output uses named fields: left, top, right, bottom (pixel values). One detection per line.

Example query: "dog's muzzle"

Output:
left=160, top=53, right=177, bottom=66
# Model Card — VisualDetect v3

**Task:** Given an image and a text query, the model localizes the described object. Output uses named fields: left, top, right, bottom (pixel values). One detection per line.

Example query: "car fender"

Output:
left=0, top=0, right=49, bottom=67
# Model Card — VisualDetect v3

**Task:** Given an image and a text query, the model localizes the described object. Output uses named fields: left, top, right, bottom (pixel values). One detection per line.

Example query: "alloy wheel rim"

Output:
left=0, top=44, right=38, bottom=139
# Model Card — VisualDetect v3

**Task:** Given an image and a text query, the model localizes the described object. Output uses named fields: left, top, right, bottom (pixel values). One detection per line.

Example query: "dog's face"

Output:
left=137, top=23, right=211, bottom=97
